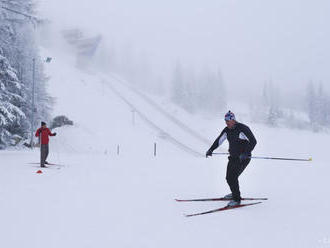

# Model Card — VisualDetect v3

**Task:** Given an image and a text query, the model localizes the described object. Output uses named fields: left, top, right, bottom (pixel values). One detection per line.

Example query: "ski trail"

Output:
left=108, top=73, right=211, bottom=145
left=106, top=81, right=203, bottom=157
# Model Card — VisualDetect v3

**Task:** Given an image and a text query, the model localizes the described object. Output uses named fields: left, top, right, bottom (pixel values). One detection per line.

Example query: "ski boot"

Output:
left=223, top=193, right=233, bottom=199
left=227, top=199, right=241, bottom=207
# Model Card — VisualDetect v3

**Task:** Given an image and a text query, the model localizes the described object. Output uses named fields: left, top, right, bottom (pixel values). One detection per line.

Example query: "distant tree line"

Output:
left=171, top=62, right=226, bottom=114
left=250, top=80, right=330, bottom=131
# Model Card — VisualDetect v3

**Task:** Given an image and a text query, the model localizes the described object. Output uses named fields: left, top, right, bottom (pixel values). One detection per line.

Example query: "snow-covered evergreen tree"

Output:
left=262, top=81, right=281, bottom=126
left=197, top=68, right=226, bottom=113
left=306, top=82, right=330, bottom=130
left=0, top=0, right=52, bottom=148
left=0, top=52, right=27, bottom=148
left=250, top=80, right=283, bottom=127
left=171, top=62, right=185, bottom=107
left=171, top=64, right=226, bottom=114
left=316, top=84, right=329, bottom=126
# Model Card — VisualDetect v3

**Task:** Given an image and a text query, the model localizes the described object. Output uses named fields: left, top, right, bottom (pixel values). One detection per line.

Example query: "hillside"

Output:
left=0, top=47, right=328, bottom=248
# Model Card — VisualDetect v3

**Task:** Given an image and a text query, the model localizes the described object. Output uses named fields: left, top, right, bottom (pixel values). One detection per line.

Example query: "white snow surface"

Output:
left=0, top=48, right=329, bottom=248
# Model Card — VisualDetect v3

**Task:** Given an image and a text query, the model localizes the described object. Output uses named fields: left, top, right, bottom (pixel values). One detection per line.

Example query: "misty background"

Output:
left=37, top=0, right=330, bottom=129
left=37, top=0, right=330, bottom=90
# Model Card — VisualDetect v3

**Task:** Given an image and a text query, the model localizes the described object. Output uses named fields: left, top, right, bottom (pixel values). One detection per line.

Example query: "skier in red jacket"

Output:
left=35, top=122, right=57, bottom=167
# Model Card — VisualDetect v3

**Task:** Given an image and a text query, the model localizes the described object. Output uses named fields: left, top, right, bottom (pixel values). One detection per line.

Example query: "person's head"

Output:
left=41, top=121, right=47, bottom=127
left=224, top=111, right=236, bottom=129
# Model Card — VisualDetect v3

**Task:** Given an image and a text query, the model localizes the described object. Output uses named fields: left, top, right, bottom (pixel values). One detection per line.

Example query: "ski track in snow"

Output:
left=0, top=47, right=329, bottom=248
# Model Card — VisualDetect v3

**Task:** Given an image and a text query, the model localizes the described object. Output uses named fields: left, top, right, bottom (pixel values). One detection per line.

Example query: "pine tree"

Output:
left=197, top=68, right=226, bottom=113
left=211, top=69, right=226, bottom=112
left=0, top=0, right=52, bottom=147
left=306, top=82, right=317, bottom=128
left=181, top=68, right=195, bottom=113
left=316, top=83, right=328, bottom=126
left=171, top=64, right=226, bottom=114
left=262, top=81, right=281, bottom=126
left=171, top=62, right=185, bottom=106
left=0, top=53, right=27, bottom=148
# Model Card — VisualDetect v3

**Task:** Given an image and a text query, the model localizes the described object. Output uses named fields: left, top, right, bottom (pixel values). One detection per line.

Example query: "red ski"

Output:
left=28, top=162, right=65, bottom=166
left=185, top=202, right=262, bottom=217
left=176, top=197, right=267, bottom=202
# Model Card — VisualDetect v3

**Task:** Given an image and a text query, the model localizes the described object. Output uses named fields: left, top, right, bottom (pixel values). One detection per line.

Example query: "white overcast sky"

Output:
left=38, top=0, right=330, bottom=94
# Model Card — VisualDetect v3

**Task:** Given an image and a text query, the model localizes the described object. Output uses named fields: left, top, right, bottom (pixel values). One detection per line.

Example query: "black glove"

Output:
left=239, top=153, right=249, bottom=162
left=206, top=149, right=213, bottom=158
left=53, top=132, right=57, bottom=136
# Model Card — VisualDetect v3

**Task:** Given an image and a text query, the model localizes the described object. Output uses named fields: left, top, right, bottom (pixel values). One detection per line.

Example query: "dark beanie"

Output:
left=41, top=122, right=46, bottom=126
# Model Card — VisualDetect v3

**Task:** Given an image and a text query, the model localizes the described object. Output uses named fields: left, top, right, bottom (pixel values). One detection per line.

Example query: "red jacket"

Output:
left=35, top=127, right=55, bottom=145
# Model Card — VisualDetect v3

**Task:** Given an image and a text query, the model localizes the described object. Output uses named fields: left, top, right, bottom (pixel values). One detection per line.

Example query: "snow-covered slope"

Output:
left=0, top=47, right=329, bottom=248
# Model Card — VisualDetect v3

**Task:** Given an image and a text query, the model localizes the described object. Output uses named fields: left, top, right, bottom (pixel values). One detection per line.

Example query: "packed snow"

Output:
left=0, top=47, right=329, bottom=248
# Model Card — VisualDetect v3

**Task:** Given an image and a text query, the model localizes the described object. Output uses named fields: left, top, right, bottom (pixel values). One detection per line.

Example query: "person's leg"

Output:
left=238, top=158, right=251, bottom=176
left=44, top=144, right=49, bottom=164
left=40, top=144, right=46, bottom=167
left=226, top=157, right=241, bottom=201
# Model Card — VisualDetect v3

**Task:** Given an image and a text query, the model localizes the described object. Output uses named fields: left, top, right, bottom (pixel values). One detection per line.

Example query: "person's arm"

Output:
left=47, top=129, right=56, bottom=136
left=241, top=125, right=257, bottom=153
left=206, top=128, right=227, bottom=157
left=35, top=128, right=40, bottom=137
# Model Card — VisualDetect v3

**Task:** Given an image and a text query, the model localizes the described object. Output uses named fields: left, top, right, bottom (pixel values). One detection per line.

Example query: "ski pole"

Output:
left=250, top=156, right=312, bottom=161
left=212, top=153, right=312, bottom=162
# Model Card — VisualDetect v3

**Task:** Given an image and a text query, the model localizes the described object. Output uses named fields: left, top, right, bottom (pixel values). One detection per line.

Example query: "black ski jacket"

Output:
left=208, top=122, right=257, bottom=157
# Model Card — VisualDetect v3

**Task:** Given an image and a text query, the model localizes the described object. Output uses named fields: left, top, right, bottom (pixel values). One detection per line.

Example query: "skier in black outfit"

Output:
left=206, top=111, right=257, bottom=207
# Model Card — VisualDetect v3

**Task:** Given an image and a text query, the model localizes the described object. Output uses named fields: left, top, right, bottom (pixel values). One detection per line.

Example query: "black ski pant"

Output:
left=226, top=156, right=251, bottom=201
left=40, top=144, right=49, bottom=167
